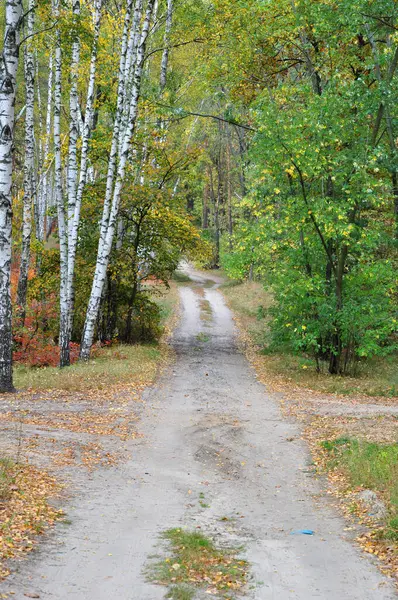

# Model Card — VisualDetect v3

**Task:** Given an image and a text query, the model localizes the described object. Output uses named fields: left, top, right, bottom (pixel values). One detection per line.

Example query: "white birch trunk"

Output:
left=98, top=0, right=135, bottom=253
left=67, top=0, right=80, bottom=250
left=159, top=0, right=172, bottom=94
left=34, top=51, right=44, bottom=242
left=63, top=0, right=81, bottom=364
left=65, top=0, right=103, bottom=343
left=16, top=0, right=36, bottom=324
left=119, top=0, right=143, bottom=157
left=41, top=53, right=54, bottom=242
left=53, top=0, right=69, bottom=367
left=0, top=0, right=23, bottom=392
left=80, top=0, right=156, bottom=360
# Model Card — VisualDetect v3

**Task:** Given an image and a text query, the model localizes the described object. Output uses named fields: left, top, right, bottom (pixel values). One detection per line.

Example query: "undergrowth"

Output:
left=222, top=280, right=398, bottom=398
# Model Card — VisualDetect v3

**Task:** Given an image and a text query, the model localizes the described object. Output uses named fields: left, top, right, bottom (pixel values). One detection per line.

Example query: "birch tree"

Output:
left=16, top=0, right=36, bottom=325
left=56, top=0, right=103, bottom=367
left=53, top=0, right=70, bottom=368
left=0, top=0, right=23, bottom=392
left=66, top=0, right=103, bottom=333
left=159, top=0, right=172, bottom=94
left=80, top=0, right=156, bottom=360
left=38, top=53, right=54, bottom=243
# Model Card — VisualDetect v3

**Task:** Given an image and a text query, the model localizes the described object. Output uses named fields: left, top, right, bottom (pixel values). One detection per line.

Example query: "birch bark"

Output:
left=17, top=0, right=36, bottom=325
left=53, top=0, right=70, bottom=367
left=67, top=0, right=80, bottom=241
left=63, top=0, right=103, bottom=362
left=159, top=0, right=172, bottom=94
left=119, top=0, right=143, bottom=155
left=98, top=0, right=134, bottom=254
left=57, top=0, right=81, bottom=366
left=80, top=0, right=156, bottom=360
left=41, top=54, right=54, bottom=242
left=0, top=0, right=23, bottom=392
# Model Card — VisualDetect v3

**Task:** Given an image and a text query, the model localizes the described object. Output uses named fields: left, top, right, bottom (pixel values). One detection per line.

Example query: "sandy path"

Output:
left=2, top=269, right=396, bottom=599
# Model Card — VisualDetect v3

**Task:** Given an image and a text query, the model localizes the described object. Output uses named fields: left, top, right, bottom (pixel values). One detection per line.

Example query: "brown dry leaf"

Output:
left=0, top=463, right=62, bottom=580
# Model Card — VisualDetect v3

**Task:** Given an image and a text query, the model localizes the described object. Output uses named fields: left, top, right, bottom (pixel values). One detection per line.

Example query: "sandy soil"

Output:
left=1, top=267, right=396, bottom=599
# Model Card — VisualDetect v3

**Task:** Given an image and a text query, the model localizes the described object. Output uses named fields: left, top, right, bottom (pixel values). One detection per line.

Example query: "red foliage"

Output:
left=14, top=340, right=81, bottom=368
left=13, top=294, right=62, bottom=368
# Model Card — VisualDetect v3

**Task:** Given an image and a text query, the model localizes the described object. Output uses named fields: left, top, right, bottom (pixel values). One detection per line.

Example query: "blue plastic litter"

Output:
left=290, top=529, right=315, bottom=535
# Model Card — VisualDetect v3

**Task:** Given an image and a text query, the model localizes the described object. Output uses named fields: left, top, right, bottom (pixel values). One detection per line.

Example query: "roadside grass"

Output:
left=149, top=528, right=248, bottom=598
left=321, top=438, right=398, bottom=540
left=14, top=344, right=164, bottom=393
left=13, top=283, right=180, bottom=394
left=222, top=280, right=398, bottom=398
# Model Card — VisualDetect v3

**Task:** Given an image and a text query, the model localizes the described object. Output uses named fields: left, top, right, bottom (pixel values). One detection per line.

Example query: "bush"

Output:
left=122, top=293, right=162, bottom=344
left=268, top=261, right=397, bottom=374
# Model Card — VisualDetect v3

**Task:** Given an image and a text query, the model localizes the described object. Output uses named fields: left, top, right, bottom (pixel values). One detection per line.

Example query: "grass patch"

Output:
left=322, top=438, right=398, bottom=539
left=13, top=283, right=180, bottom=394
left=166, top=583, right=195, bottom=600
left=263, top=353, right=398, bottom=398
left=199, top=299, right=213, bottom=322
left=223, top=280, right=398, bottom=398
left=150, top=528, right=248, bottom=598
left=196, top=332, right=210, bottom=343
left=14, top=344, right=164, bottom=393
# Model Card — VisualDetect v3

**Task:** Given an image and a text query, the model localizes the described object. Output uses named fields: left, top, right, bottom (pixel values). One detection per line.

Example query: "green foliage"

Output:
left=123, top=293, right=163, bottom=344
left=268, top=261, right=397, bottom=369
left=217, top=0, right=398, bottom=374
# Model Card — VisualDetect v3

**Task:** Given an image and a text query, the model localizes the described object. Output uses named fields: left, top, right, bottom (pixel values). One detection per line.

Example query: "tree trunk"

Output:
left=119, top=0, right=144, bottom=155
left=159, top=0, right=172, bottom=93
left=53, top=0, right=70, bottom=368
left=17, top=0, right=36, bottom=325
left=40, top=53, right=54, bottom=243
left=96, top=0, right=135, bottom=257
left=209, top=167, right=220, bottom=268
left=80, top=0, right=156, bottom=360
left=124, top=278, right=139, bottom=343
left=226, top=138, right=233, bottom=247
left=202, top=180, right=209, bottom=229
left=65, top=0, right=103, bottom=344
left=328, top=245, right=348, bottom=375
left=0, top=0, right=23, bottom=392
left=34, top=51, right=44, bottom=244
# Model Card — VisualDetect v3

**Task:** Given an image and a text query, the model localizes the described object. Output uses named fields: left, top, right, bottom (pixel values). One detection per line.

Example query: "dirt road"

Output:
left=2, top=267, right=397, bottom=599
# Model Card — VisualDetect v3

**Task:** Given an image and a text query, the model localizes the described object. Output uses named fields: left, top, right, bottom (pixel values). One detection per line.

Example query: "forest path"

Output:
left=2, top=266, right=397, bottom=599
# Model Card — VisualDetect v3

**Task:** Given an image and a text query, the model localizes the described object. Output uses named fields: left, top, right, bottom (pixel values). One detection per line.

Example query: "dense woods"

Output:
left=0, top=0, right=397, bottom=392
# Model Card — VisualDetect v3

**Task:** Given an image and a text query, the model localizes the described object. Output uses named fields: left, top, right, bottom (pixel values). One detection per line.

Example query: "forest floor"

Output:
left=0, top=267, right=397, bottom=599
